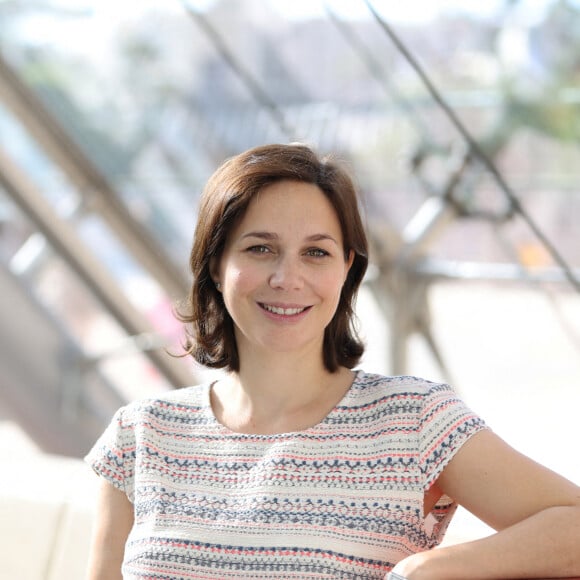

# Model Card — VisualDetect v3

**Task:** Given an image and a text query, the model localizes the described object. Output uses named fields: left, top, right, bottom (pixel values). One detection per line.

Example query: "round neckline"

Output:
left=203, top=369, right=363, bottom=438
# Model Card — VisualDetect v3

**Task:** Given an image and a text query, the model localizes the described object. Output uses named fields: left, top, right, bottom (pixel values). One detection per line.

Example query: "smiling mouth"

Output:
left=259, top=303, right=310, bottom=316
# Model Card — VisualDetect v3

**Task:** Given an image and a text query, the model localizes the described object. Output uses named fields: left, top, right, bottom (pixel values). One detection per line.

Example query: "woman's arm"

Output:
left=393, top=429, right=580, bottom=579
left=86, top=478, right=134, bottom=580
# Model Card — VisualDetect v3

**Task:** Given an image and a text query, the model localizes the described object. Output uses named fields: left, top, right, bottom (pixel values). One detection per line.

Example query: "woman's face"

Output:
left=214, top=180, right=353, bottom=362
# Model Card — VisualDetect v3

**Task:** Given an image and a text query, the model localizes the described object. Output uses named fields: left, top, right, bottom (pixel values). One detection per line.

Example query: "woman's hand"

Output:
left=386, top=550, right=440, bottom=580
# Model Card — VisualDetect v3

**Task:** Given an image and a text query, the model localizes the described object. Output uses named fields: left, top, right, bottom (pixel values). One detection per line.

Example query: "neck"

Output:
left=211, top=350, right=354, bottom=434
left=237, top=337, right=331, bottom=401
left=239, top=351, right=333, bottom=412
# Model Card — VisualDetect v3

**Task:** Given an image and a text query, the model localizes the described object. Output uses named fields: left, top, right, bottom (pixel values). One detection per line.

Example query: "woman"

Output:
left=86, top=143, right=580, bottom=579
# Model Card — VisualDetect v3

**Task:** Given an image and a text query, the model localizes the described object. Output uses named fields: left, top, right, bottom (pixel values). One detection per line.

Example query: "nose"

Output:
left=269, top=255, right=304, bottom=290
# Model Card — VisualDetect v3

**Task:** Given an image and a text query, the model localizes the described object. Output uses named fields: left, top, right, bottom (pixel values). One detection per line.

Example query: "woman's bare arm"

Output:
left=393, top=429, right=580, bottom=579
left=86, top=478, right=134, bottom=580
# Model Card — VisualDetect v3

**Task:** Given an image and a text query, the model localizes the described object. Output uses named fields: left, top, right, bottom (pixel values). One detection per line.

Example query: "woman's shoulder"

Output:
left=353, top=369, right=453, bottom=398
left=348, top=370, right=465, bottom=417
left=115, top=382, right=212, bottom=423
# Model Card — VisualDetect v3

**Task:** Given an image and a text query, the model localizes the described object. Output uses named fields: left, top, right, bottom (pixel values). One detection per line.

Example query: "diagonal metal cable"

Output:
left=179, top=0, right=297, bottom=141
left=364, top=0, right=580, bottom=293
left=324, top=1, right=433, bottom=143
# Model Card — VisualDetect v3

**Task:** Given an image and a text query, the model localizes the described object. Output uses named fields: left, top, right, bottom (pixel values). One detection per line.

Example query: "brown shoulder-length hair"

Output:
left=176, top=143, right=369, bottom=373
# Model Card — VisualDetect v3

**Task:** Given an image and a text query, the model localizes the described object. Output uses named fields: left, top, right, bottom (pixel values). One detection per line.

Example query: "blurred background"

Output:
left=0, top=0, right=579, bottom=578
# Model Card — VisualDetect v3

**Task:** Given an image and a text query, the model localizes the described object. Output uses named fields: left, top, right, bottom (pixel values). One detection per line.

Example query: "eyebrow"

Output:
left=241, top=231, right=340, bottom=245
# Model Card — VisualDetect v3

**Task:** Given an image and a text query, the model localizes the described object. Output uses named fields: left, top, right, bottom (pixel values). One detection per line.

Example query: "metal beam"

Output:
left=0, top=260, right=124, bottom=456
left=0, top=146, right=194, bottom=388
left=0, top=51, right=189, bottom=300
left=414, top=258, right=580, bottom=284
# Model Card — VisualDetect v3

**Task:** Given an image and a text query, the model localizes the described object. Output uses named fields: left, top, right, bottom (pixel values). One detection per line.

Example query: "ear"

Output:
left=344, top=250, right=355, bottom=281
left=209, top=255, right=221, bottom=287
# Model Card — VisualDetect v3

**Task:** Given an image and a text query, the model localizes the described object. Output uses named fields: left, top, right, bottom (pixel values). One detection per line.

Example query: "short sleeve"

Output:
left=419, top=383, right=487, bottom=490
left=84, top=405, right=136, bottom=502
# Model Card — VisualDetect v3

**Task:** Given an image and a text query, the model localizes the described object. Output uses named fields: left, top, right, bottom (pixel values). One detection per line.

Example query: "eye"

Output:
left=246, top=244, right=271, bottom=254
left=305, top=248, right=330, bottom=258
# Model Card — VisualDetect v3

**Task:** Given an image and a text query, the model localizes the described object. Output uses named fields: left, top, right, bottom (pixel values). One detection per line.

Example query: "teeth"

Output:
left=263, top=304, right=307, bottom=316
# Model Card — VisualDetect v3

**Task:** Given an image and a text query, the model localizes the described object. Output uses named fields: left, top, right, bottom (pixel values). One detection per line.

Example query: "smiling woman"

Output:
left=84, top=143, right=580, bottom=580
left=181, top=142, right=368, bottom=374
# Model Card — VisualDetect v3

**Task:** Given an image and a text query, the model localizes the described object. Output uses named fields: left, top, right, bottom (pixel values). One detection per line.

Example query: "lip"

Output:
left=258, top=302, right=312, bottom=320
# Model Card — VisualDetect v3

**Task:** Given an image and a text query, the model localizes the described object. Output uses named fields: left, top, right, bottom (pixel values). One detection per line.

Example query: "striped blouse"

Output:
left=85, top=370, right=487, bottom=579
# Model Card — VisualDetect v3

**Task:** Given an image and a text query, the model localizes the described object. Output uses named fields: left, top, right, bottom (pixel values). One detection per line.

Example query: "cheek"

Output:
left=221, top=266, right=264, bottom=326
left=317, top=270, right=348, bottom=302
left=223, top=263, right=259, bottom=295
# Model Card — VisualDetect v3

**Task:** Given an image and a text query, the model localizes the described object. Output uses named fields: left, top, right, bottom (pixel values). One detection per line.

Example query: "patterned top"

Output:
left=85, top=370, right=487, bottom=579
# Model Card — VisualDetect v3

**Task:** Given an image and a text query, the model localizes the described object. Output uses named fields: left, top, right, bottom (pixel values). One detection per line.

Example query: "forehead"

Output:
left=236, top=180, right=342, bottom=231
